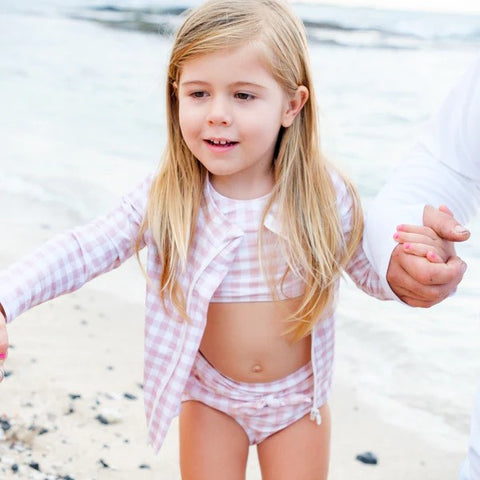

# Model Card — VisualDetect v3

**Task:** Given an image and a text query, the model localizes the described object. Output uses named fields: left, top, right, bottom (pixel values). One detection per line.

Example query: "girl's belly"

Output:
left=200, top=298, right=311, bottom=383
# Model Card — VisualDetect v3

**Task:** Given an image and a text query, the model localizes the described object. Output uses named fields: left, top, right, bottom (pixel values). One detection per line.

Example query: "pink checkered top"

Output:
left=207, top=179, right=305, bottom=302
left=0, top=170, right=392, bottom=452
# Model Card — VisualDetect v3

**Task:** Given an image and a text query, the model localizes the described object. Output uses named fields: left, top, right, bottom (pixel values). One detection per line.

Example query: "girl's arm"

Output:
left=331, top=169, right=394, bottom=301
left=0, top=175, right=152, bottom=323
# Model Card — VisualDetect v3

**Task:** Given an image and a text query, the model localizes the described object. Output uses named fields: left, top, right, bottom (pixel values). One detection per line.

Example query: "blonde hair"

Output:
left=140, top=0, right=363, bottom=340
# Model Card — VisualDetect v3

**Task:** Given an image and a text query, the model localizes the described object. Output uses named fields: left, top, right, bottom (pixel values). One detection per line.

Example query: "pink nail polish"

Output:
left=404, top=243, right=410, bottom=249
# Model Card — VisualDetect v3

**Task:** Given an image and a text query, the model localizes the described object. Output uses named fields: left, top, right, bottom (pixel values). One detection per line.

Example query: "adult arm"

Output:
left=363, top=56, right=480, bottom=304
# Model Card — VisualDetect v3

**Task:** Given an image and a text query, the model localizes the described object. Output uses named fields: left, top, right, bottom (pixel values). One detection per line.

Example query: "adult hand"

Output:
left=423, top=205, right=471, bottom=242
left=387, top=246, right=467, bottom=307
left=386, top=205, right=469, bottom=307
left=0, top=304, right=8, bottom=383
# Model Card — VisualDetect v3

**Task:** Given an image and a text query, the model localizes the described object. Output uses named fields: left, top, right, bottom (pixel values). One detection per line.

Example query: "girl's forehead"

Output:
left=178, top=43, right=272, bottom=78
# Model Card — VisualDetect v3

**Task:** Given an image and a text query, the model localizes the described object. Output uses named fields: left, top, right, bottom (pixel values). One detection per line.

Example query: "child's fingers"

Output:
left=395, top=224, right=437, bottom=240
left=393, top=230, right=437, bottom=246
left=402, top=243, right=445, bottom=263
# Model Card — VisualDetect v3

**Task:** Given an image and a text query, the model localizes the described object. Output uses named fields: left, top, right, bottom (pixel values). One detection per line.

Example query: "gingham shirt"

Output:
left=207, top=180, right=305, bottom=302
left=0, top=171, right=392, bottom=452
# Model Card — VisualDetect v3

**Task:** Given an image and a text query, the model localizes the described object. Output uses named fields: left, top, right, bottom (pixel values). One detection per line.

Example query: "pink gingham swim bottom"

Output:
left=182, top=352, right=316, bottom=445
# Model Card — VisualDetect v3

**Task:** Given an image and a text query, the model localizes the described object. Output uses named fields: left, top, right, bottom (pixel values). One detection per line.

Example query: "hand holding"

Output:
left=386, top=205, right=469, bottom=307
left=386, top=245, right=467, bottom=307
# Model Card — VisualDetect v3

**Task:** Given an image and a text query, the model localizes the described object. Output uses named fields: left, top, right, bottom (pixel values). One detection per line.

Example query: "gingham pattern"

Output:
left=183, top=352, right=314, bottom=444
left=207, top=180, right=305, bottom=302
left=0, top=169, right=392, bottom=452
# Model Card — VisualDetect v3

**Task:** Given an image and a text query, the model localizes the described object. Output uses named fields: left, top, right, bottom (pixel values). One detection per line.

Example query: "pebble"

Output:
left=95, top=408, right=123, bottom=425
left=356, top=451, right=378, bottom=465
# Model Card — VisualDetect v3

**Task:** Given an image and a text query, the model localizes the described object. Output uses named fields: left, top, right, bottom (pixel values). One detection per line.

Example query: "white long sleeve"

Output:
left=363, top=56, right=480, bottom=288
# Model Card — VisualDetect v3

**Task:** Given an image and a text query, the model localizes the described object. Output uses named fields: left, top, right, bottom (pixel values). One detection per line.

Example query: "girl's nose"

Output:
left=207, top=97, right=232, bottom=126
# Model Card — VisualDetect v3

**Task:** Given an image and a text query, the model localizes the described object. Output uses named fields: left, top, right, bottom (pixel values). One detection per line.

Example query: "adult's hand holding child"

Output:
left=386, top=205, right=469, bottom=307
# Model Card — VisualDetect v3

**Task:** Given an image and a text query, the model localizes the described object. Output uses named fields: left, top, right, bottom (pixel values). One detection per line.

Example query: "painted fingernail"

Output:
left=393, top=233, right=399, bottom=240
left=461, top=262, right=468, bottom=274
left=0, top=353, right=6, bottom=359
left=404, top=243, right=410, bottom=249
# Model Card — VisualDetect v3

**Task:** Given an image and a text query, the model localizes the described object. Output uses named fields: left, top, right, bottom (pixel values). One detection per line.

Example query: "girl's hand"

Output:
left=393, top=224, right=456, bottom=264
left=0, top=304, right=8, bottom=383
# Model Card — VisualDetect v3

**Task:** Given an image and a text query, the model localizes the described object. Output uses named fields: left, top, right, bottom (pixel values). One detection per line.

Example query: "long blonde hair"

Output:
left=140, top=0, right=363, bottom=340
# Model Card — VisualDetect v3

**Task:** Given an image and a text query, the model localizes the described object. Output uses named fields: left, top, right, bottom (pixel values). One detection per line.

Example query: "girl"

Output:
left=0, top=0, right=393, bottom=478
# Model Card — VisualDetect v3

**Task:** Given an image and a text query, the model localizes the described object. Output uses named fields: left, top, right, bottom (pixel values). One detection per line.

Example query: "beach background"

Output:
left=0, top=1, right=479, bottom=478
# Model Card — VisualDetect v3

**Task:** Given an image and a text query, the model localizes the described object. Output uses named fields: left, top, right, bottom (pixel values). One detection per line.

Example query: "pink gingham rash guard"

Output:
left=0, top=170, right=393, bottom=452
left=207, top=179, right=305, bottom=302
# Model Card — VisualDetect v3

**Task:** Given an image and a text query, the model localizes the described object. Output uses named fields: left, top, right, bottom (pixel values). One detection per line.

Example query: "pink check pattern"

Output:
left=0, top=170, right=392, bottom=452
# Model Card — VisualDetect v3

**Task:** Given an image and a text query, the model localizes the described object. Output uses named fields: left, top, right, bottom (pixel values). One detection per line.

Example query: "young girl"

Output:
left=0, top=0, right=394, bottom=478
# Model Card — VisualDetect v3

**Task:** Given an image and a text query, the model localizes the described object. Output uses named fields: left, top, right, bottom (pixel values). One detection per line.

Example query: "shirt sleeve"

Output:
left=331, top=169, right=394, bottom=301
left=363, top=55, right=480, bottom=287
left=0, top=175, right=152, bottom=322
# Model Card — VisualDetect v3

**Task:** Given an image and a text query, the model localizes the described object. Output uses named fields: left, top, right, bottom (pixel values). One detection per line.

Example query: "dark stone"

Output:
left=99, top=459, right=109, bottom=468
left=356, top=451, right=378, bottom=465
left=28, top=461, right=41, bottom=471
left=139, top=464, right=151, bottom=469
left=95, top=414, right=110, bottom=425
left=0, top=418, right=11, bottom=431
left=11, top=464, right=19, bottom=473
left=123, top=393, right=137, bottom=400
left=69, top=394, right=82, bottom=400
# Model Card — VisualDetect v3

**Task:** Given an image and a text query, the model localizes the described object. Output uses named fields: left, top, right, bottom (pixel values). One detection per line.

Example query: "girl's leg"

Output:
left=256, top=404, right=331, bottom=480
left=179, top=400, right=250, bottom=480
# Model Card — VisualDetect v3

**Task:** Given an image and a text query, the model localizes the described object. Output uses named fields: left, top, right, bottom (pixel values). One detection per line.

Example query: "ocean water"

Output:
left=1, top=0, right=479, bottom=453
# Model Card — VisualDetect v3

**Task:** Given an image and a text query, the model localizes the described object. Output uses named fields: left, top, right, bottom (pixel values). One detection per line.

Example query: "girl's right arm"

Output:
left=0, top=174, right=152, bottom=324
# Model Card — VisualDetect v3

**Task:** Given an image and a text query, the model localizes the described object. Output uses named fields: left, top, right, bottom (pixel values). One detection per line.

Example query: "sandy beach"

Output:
left=0, top=191, right=469, bottom=480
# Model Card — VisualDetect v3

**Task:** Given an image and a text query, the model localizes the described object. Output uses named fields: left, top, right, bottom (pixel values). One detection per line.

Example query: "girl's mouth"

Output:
left=205, top=139, right=238, bottom=147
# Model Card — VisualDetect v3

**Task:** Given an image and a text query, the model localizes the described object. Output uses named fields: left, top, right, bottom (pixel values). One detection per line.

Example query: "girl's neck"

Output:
left=209, top=173, right=274, bottom=200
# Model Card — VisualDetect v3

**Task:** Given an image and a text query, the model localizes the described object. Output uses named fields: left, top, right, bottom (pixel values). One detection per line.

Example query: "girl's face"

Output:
left=177, top=43, right=306, bottom=198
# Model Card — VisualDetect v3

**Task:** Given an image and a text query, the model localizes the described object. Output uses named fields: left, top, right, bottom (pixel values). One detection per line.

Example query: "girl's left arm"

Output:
left=0, top=174, right=152, bottom=323
left=332, top=170, right=394, bottom=300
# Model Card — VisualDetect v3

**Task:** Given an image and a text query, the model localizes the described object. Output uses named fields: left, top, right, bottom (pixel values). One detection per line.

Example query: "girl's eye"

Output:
left=235, top=92, right=254, bottom=101
left=190, top=91, right=208, bottom=98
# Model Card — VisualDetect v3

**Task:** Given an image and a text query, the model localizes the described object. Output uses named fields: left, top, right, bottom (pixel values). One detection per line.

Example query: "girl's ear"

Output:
left=281, top=86, right=309, bottom=127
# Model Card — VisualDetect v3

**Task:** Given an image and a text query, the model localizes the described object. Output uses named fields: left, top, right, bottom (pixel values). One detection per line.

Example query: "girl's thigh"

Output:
left=256, top=404, right=331, bottom=480
left=179, top=400, right=250, bottom=480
